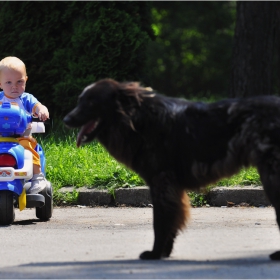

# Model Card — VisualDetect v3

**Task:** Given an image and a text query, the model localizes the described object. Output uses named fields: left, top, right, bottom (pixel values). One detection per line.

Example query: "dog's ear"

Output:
left=116, top=81, right=146, bottom=107
left=119, top=81, right=142, bottom=95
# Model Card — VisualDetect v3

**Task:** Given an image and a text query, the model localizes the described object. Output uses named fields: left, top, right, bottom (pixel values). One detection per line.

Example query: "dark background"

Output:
left=0, top=1, right=279, bottom=116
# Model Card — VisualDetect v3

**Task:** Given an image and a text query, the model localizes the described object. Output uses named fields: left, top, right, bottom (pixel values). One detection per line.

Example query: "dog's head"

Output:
left=63, top=78, right=151, bottom=147
left=63, top=79, right=121, bottom=146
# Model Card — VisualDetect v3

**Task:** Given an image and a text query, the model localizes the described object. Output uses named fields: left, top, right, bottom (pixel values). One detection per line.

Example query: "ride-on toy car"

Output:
left=0, top=101, right=53, bottom=225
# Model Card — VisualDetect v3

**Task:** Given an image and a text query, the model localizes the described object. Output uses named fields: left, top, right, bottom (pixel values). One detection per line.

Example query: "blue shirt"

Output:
left=0, top=91, right=39, bottom=114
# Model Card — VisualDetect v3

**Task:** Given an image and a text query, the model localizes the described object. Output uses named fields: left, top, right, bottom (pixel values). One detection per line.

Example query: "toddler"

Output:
left=0, top=56, right=49, bottom=194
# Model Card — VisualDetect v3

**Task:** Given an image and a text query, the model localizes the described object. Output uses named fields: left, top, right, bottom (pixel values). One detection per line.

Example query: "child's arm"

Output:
left=33, top=103, right=49, bottom=121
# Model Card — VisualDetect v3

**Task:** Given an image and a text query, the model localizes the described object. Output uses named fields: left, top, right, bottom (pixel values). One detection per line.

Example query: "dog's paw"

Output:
left=139, top=250, right=161, bottom=260
left=161, top=246, right=173, bottom=258
left=161, top=251, right=171, bottom=258
left=270, top=251, right=280, bottom=260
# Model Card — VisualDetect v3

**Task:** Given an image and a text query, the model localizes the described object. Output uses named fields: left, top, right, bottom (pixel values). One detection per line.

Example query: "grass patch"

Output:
left=214, top=167, right=261, bottom=187
left=188, top=192, right=208, bottom=207
left=45, top=139, right=144, bottom=190
left=37, top=120, right=145, bottom=204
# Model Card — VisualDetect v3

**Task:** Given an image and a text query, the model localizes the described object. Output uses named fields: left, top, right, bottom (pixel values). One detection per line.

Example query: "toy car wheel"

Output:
left=36, top=182, right=53, bottom=220
left=0, top=190, right=15, bottom=225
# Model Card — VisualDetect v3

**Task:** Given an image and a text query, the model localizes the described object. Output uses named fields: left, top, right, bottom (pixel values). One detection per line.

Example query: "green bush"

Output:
left=0, top=1, right=153, bottom=115
left=143, top=2, right=236, bottom=99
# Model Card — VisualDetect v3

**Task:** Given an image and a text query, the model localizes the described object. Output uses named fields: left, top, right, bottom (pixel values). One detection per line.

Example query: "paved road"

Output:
left=0, top=206, right=280, bottom=278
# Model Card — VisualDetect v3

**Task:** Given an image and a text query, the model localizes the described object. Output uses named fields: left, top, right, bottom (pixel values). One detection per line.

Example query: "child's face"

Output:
left=0, top=67, right=28, bottom=99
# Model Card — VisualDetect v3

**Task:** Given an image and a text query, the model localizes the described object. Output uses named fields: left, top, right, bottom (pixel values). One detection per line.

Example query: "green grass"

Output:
left=188, top=167, right=261, bottom=207
left=214, top=167, right=261, bottom=187
left=44, top=138, right=144, bottom=190
left=38, top=119, right=261, bottom=206
left=37, top=121, right=145, bottom=204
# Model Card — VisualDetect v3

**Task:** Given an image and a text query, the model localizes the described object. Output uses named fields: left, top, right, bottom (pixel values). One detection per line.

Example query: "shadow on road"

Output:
left=13, top=219, right=48, bottom=225
left=1, top=255, right=280, bottom=279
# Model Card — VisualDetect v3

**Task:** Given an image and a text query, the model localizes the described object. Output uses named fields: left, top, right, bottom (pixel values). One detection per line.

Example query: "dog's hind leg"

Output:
left=257, top=161, right=280, bottom=260
left=140, top=182, right=191, bottom=260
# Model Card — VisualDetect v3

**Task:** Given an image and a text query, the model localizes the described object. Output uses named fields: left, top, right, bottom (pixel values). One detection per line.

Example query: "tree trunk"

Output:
left=230, top=2, right=280, bottom=97
left=274, top=5, right=280, bottom=94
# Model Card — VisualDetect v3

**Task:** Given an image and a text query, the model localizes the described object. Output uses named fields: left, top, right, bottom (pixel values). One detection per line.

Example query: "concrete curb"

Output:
left=59, top=186, right=152, bottom=207
left=59, top=185, right=271, bottom=207
left=207, top=186, right=270, bottom=207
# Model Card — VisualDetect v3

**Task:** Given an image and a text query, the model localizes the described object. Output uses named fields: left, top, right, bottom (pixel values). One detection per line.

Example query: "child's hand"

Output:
left=35, top=104, right=49, bottom=121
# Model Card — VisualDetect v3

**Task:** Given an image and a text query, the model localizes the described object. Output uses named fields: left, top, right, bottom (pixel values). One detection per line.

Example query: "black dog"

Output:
left=64, top=78, right=280, bottom=260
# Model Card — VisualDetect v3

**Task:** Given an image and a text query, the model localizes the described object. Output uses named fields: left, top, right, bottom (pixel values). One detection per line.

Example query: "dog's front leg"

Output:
left=140, top=182, right=190, bottom=260
left=140, top=200, right=170, bottom=260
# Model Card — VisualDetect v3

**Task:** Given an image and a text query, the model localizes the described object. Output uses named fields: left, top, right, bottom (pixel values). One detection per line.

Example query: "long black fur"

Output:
left=64, top=78, right=280, bottom=260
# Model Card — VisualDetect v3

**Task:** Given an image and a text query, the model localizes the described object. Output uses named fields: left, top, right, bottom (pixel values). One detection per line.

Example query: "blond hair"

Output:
left=0, top=56, right=27, bottom=76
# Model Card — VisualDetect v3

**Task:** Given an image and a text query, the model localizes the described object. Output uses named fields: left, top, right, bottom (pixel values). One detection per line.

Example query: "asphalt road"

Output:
left=0, top=206, right=280, bottom=279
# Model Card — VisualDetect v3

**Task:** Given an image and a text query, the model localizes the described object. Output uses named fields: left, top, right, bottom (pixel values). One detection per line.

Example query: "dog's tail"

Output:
left=176, top=190, right=191, bottom=231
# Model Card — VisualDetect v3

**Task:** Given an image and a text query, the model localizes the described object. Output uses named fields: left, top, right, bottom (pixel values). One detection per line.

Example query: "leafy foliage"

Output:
left=53, top=189, right=79, bottom=206
left=188, top=192, right=207, bottom=207
left=0, top=1, right=153, bottom=115
left=143, top=2, right=236, bottom=99
left=214, top=167, right=261, bottom=186
left=0, top=1, right=239, bottom=113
